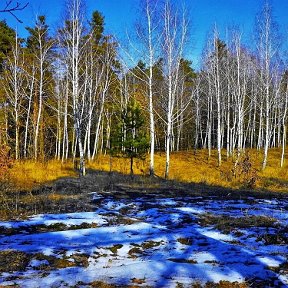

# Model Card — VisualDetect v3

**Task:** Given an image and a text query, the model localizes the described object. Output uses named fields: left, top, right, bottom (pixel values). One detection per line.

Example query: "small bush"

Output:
left=0, top=144, right=12, bottom=180
left=232, top=153, right=258, bottom=188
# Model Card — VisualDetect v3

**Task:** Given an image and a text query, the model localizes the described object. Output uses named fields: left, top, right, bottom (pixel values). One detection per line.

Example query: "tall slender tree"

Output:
left=162, top=0, right=188, bottom=178
left=26, top=15, right=53, bottom=160
left=255, top=2, right=280, bottom=170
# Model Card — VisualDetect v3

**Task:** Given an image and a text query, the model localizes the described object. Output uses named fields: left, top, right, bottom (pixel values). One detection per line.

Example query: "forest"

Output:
left=0, top=0, right=287, bottom=179
left=0, top=1, right=288, bottom=287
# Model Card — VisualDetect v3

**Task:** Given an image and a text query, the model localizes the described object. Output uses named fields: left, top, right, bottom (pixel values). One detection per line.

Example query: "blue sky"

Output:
left=1, top=0, right=288, bottom=68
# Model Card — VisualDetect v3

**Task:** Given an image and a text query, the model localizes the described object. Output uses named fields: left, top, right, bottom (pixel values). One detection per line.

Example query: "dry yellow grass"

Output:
left=7, top=147, right=288, bottom=193
left=8, top=160, right=76, bottom=190
left=88, top=148, right=288, bottom=192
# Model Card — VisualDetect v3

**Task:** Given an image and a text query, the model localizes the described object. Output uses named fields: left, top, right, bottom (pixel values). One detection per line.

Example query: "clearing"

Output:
left=0, top=171, right=287, bottom=287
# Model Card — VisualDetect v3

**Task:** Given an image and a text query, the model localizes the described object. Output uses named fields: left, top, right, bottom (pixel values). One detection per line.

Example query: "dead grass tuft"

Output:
left=204, top=281, right=249, bottom=288
left=131, top=277, right=146, bottom=285
left=177, top=237, right=193, bottom=245
left=90, top=282, right=118, bottom=288
left=141, top=240, right=162, bottom=249
left=108, top=244, right=123, bottom=255
left=200, top=214, right=278, bottom=234
left=128, top=247, right=143, bottom=258
left=0, top=250, right=31, bottom=272
left=168, top=258, right=198, bottom=264
left=0, top=222, right=98, bottom=235
left=89, top=281, right=152, bottom=288
left=70, top=253, right=89, bottom=267
left=257, top=233, right=287, bottom=245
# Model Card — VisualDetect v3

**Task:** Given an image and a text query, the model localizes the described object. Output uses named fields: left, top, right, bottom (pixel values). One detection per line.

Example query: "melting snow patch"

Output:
left=256, top=256, right=283, bottom=267
left=90, top=192, right=104, bottom=200
left=29, top=259, right=49, bottom=268
left=196, top=228, right=235, bottom=242
left=176, top=207, right=204, bottom=214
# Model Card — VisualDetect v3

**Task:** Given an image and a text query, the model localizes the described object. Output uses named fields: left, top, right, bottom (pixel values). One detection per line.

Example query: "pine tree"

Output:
left=90, top=11, right=104, bottom=44
left=0, top=20, right=15, bottom=71
left=111, top=100, right=149, bottom=175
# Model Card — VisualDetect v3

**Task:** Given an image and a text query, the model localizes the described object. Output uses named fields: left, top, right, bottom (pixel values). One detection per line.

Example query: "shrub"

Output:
left=0, top=144, right=12, bottom=180
left=232, top=152, right=258, bottom=188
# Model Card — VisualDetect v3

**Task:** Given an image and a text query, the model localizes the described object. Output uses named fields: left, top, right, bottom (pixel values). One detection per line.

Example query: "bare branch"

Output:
left=0, top=1, right=29, bottom=23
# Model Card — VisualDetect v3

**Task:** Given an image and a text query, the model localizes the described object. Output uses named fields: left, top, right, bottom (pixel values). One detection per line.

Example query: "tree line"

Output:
left=0, top=0, right=287, bottom=178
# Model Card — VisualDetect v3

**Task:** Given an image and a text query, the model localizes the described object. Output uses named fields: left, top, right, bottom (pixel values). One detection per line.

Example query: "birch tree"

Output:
left=161, top=1, right=188, bottom=178
left=125, top=0, right=160, bottom=176
left=26, top=15, right=53, bottom=160
left=255, top=2, right=280, bottom=170
left=203, top=31, right=227, bottom=166
left=23, top=61, right=35, bottom=158
left=91, top=36, right=118, bottom=160
left=280, top=71, right=288, bottom=167
left=3, top=32, right=24, bottom=159
left=142, top=0, right=158, bottom=176
left=59, top=0, right=87, bottom=175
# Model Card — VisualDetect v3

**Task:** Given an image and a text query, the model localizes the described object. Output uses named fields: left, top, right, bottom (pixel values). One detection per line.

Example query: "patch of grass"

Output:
left=53, top=258, right=76, bottom=269
left=278, top=261, right=288, bottom=274
left=131, top=277, right=146, bottom=285
left=168, top=258, right=198, bottom=264
left=177, top=237, right=193, bottom=245
left=33, top=252, right=90, bottom=269
left=0, top=182, right=96, bottom=221
left=0, top=250, right=31, bottom=272
left=257, top=233, right=288, bottom=245
left=200, top=214, right=278, bottom=234
left=90, top=148, right=288, bottom=192
left=5, top=147, right=288, bottom=195
left=108, top=244, right=123, bottom=255
left=47, top=193, right=67, bottom=201
left=89, top=281, right=152, bottom=288
left=3, top=146, right=288, bottom=194
left=70, top=253, right=89, bottom=267
left=224, top=240, right=242, bottom=245
left=246, top=276, right=282, bottom=287
left=33, top=253, right=75, bottom=269
left=90, top=282, right=118, bottom=288
left=126, top=241, right=163, bottom=258
left=8, top=160, right=76, bottom=191
left=205, top=281, right=248, bottom=288
left=106, top=216, right=138, bottom=226
left=141, top=240, right=162, bottom=249
left=233, top=230, right=245, bottom=237
left=204, top=260, right=220, bottom=265
left=128, top=247, right=143, bottom=258
left=0, top=222, right=98, bottom=236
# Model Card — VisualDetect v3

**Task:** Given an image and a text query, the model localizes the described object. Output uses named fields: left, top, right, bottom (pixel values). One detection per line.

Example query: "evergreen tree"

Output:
left=90, top=11, right=105, bottom=44
left=0, top=20, right=15, bottom=71
left=111, top=100, right=149, bottom=175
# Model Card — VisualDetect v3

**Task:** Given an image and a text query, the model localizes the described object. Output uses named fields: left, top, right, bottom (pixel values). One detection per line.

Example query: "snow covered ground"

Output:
left=0, top=192, right=287, bottom=287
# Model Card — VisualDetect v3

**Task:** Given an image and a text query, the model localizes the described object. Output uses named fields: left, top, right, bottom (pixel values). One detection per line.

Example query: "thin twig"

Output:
left=0, top=1, right=29, bottom=23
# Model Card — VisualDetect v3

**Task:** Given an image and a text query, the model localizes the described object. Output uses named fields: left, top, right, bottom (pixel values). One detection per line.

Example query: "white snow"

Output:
left=0, top=193, right=287, bottom=287
left=0, top=212, right=107, bottom=229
